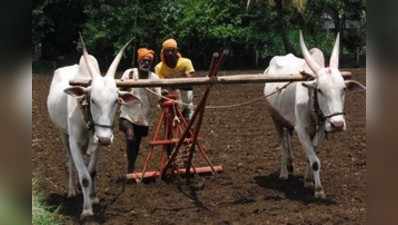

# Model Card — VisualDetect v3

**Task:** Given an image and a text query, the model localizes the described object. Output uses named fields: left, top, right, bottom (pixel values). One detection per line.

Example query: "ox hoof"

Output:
left=279, top=174, right=288, bottom=180
left=67, top=189, right=78, bottom=198
left=92, top=197, right=100, bottom=205
left=304, top=180, right=314, bottom=188
left=80, top=209, right=94, bottom=220
left=314, top=190, right=326, bottom=199
left=279, top=171, right=289, bottom=180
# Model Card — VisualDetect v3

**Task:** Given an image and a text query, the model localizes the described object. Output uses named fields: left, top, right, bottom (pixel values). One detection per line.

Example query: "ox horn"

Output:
left=105, top=39, right=133, bottom=78
left=79, top=33, right=95, bottom=78
left=299, top=30, right=321, bottom=75
left=329, top=33, right=340, bottom=69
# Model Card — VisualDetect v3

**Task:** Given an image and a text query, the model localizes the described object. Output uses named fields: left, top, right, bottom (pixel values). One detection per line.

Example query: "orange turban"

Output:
left=161, top=38, right=182, bottom=62
left=137, top=48, right=155, bottom=61
left=162, top=38, right=178, bottom=49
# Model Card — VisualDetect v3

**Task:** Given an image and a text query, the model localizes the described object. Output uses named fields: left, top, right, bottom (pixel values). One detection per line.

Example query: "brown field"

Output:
left=32, top=69, right=366, bottom=225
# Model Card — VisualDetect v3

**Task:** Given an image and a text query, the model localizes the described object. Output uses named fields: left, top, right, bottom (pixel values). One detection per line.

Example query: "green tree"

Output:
left=32, top=0, right=366, bottom=68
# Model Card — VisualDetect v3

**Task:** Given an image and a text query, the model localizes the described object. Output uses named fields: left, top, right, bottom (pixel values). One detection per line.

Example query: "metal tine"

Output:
left=212, top=49, right=227, bottom=77
left=183, top=51, right=227, bottom=177
left=208, top=52, right=220, bottom=78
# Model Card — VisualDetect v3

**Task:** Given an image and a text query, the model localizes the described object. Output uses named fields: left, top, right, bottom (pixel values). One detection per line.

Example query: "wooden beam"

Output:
left=69, top=71, right=352, bottom=88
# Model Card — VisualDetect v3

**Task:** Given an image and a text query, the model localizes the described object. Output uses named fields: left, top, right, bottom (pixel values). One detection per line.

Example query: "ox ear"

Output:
left=118, top=91, right=141, bottom=105
left=302, top=80, right=317, bottom=89
left=345, top=80, right=366, bottom=92
left=64, top=86, right=90, bottom=97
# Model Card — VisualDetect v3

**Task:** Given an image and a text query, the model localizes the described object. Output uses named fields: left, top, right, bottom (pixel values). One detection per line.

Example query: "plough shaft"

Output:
left=70, top=71, right=352, bottom=88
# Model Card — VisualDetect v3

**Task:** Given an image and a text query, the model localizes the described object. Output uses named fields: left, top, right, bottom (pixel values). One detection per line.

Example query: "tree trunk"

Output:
left=131, top=45, right=137, bottom=67
left=275, top=0, right=297, bottom=55
left=255, top=46, right=259, bottom=68
left=326, top=4, right=344, bottom=61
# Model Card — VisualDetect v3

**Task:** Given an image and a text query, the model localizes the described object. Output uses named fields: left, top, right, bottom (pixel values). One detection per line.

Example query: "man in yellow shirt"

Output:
left=155, top=38, right=195, bottom=119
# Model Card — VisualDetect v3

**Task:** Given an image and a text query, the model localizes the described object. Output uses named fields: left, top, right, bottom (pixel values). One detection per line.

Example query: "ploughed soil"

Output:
left=32, top=69, right=366, bottom=225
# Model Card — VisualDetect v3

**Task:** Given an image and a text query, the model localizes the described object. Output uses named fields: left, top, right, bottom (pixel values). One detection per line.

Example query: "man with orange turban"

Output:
left=119, top=48, right=161, bottom=173
left=155, top=38, right=195, bottom=119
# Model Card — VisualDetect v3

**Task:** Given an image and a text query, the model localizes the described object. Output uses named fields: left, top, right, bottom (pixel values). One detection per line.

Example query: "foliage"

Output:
left=33, top=0, right=367, bottom=69
left=247, top=0, right=307, bottom=12
left=32, top=179, right=62, bottom=225
left=32, top=0, right=55, bottom=49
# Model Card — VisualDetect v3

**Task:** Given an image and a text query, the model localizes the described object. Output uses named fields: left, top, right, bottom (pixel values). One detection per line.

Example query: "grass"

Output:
left=32, top=179, right=63, bottom=225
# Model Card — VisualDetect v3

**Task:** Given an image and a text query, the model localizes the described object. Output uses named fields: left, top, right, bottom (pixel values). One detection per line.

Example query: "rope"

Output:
left=144, top=81, right=293, bottom=110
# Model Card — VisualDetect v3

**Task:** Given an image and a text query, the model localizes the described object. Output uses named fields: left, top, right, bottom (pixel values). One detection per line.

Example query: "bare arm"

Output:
left=120, top=68, right=136, bottom=80
left=150, top=72, right=162, bottom=99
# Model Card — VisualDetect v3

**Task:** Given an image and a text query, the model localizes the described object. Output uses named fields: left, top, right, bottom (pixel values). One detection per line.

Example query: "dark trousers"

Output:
left=119, top=118, right=149, bottom=173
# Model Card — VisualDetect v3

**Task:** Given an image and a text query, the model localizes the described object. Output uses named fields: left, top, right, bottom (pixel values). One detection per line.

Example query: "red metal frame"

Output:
left=126, top=52, right=225, bottom=183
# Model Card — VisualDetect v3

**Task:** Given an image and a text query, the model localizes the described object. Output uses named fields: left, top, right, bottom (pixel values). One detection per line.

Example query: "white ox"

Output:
left=47, top=38, right=137, bottom=218
left=264, top=31, right=366, bottom=198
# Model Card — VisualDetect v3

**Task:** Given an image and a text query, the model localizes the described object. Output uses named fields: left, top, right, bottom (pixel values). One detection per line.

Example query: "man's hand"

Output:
left=185, top=72, right=194, bottom=78
left=161, top=89, right=169, bottom=96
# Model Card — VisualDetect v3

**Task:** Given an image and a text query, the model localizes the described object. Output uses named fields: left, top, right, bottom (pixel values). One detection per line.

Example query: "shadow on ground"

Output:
left=254, top=172, right=337, bottom=205
left=45, top=181, right=127, bottom=225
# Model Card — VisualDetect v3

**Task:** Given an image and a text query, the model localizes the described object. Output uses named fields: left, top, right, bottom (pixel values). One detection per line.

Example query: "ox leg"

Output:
left=305, top=128, right=325, bottom=188
left=69, top=138, right=94, bottom=218
left=279, top=128, right=290, bottom=180
left=87, top=138, right=99, bottom=205
left=312, top=127, right=326, bottom=148
left=270, top=116, right=290, bottom=179
left=304, top=162, right=314, bottom=188
left=61, top=133, right=78, bottom=197
left=296, top=128, right=326, bottom=199
left=286, top=129, right=294, bottom=174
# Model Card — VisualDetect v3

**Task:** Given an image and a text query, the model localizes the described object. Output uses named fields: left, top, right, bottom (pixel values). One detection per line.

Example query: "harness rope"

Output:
left=309, top=86, right=345, bottom=139
left=311, top=88, right=345, bottom=122
left=78, top=96, right=114, bottom=131
left=144, top=81, right=293, bottom=110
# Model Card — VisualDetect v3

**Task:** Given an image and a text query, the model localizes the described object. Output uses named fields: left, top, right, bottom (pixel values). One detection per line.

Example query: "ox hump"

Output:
left=266, top=53, right=305, bottom=75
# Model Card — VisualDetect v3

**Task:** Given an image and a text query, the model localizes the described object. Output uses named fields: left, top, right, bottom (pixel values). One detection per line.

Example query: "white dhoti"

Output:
left=180, top=89, right=194, bottom=119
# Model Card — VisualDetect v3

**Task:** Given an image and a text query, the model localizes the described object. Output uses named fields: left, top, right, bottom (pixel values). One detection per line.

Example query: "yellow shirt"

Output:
left=155, top=57, right=195, bottom=78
